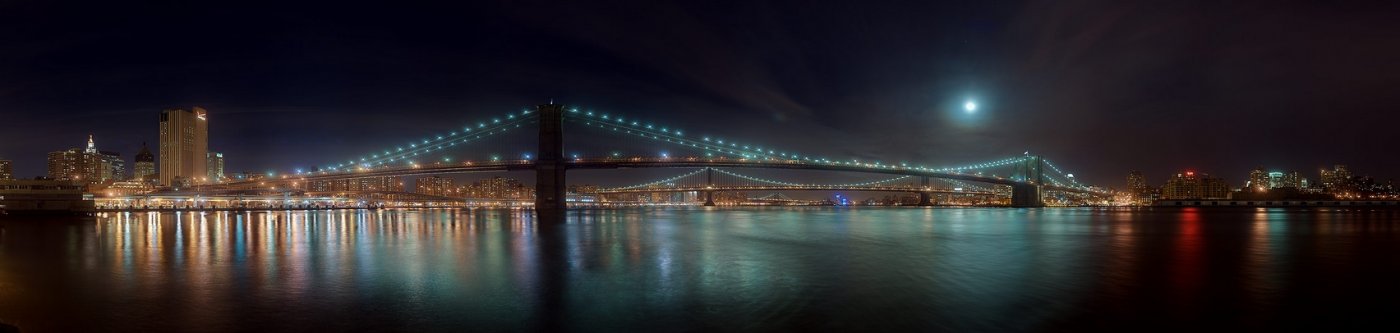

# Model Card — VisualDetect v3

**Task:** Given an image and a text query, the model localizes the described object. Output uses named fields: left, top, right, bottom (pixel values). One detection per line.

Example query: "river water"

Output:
left=1, top=207, right=1399, bottom=332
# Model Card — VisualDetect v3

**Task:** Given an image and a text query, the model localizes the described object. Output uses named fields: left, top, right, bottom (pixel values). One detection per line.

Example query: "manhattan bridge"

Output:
left=174, top=103, right=1109, bottom=220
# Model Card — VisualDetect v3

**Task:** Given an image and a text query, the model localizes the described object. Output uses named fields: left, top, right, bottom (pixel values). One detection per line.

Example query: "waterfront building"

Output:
left=206, top=152, right=225, bottom=183
left=568, top=184, right=599, bottom=194
left=0, top=179, right=93, bottom=212
left=1161, top=170, right=1230, bottom=200
left=458, top=176, right=532, bottom=199
left=0, top=159, right=11, bottom=180
left=133, top=143, right=156, bottom=183
left=306, top=176, right=403, bottom=192
left=361, top=177, right=404, bottom=192
left=159, top=107, right=209, bottom=186
left=415, top=176, right=454, bottom=196
left=96, top=180, right=154, bottom=197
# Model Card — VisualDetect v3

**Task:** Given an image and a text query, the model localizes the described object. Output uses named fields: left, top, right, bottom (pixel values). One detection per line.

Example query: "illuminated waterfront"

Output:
left=3, top=208, right=1400, bottom=332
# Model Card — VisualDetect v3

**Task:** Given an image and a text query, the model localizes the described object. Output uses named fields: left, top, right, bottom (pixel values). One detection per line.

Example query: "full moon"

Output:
left=963, top=101, right=977, bottom=113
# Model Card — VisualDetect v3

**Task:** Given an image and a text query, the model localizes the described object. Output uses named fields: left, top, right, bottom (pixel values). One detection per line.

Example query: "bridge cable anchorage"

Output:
left=562, top=107, right=1045, bottom=175
left=319, top=109, right=539, bottom=173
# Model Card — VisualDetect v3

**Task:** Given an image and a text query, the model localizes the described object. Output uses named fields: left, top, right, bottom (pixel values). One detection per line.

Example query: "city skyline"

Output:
left=2, top=1, right=1399, bottom=186
left=5, top=2, right=1400, bottom=332
left=2, top=119, right=1400, bottom=197
left=2, top=107, right=1397, bottom=189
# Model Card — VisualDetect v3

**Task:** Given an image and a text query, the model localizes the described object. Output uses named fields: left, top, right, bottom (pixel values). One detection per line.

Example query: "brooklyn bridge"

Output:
left=154, top=103, right=1108, bottom=220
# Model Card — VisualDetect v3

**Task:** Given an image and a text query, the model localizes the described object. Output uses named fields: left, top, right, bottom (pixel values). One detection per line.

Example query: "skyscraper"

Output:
left=133, top=143, right=156, bottom=183
left=1282, top=171, right=1302, bottom=189
left=159, top=107, right=208, bottom=185
left=47, top=149, right=99, bottom=181
left=1267, top=171, right=1285, bottom=189
left=99, top=151, right=124, bottom=181
left=1248, top=167, right=1268, bottom=192
left=1319, top=164, right=1353, bottom=192
left=0, top=159, right=12, bottom=180
left=206, top=152, right=224, bottom=183
left=1126, top=171, right=1147, bottom=194
left=85, top=134, right=97, bottom=154
left=47, top=135, right=120, bottom=183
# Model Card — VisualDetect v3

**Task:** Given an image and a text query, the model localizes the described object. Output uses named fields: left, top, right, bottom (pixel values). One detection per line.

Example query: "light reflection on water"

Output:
left=2, top=207, right=1400, bottom=332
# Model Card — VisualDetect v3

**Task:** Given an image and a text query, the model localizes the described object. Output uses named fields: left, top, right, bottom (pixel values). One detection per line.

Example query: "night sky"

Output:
left=2, top=1, right=1398, bottom=187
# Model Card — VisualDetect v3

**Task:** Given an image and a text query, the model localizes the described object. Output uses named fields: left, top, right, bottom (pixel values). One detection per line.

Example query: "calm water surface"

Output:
left=2, top=207, right=1400, bottom=332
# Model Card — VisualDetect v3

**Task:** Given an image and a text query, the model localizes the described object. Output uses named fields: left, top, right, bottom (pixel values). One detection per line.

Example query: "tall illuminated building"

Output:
left=1281, top=171, right=1302, bottom=189
left=1126, top=171, right=1147, bottom=194
left=98, top=151, right=124, bottom=181
left=206, top=152, right=224, bottom=183
left=0, top=159, right=12, bottom=180
left=133, top=143, right=156, bottom=183
left=1319, top=164, right=1353, bottom=192
left=47, top=149, right=82, bottom=181
left=1248, top=167, right=1268, bottom=192
left=1267, top=171, right=1284, bottom=189
left=46, top=135, right=121, bottom=183
left=47, top=148, right=107, bottom=182
left=158, top=107, right=208, bottom=186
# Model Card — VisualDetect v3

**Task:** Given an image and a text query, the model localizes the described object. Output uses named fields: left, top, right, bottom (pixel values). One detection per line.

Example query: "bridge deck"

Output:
left=204, top=157, right=1099, bottom=195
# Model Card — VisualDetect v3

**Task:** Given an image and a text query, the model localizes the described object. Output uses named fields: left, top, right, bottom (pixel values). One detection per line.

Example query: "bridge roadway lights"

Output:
left=1010, top=184, right=1044, bottom=208
left=535, top=103, right=567, bottom=223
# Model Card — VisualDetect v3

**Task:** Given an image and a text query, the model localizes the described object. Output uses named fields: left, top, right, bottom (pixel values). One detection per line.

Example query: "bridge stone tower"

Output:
left=703, top=168, right=716, bottom=206
left=536, top=103, right=567, bottom=222
left=918, top=176, right=935, bottom=206
left=1010, top=155, right=1045, bottom=207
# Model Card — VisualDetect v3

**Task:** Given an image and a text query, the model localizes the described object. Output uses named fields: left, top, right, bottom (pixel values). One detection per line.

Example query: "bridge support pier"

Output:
left=702, top=168, right=716, bottom=206
left=1010, top=184, right=1044, bottom=208
left=918, top=192, right=934, bottom=206
left=917, top=176, right=934, bottom=206
left=535, top=103, right=567, bottom=223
